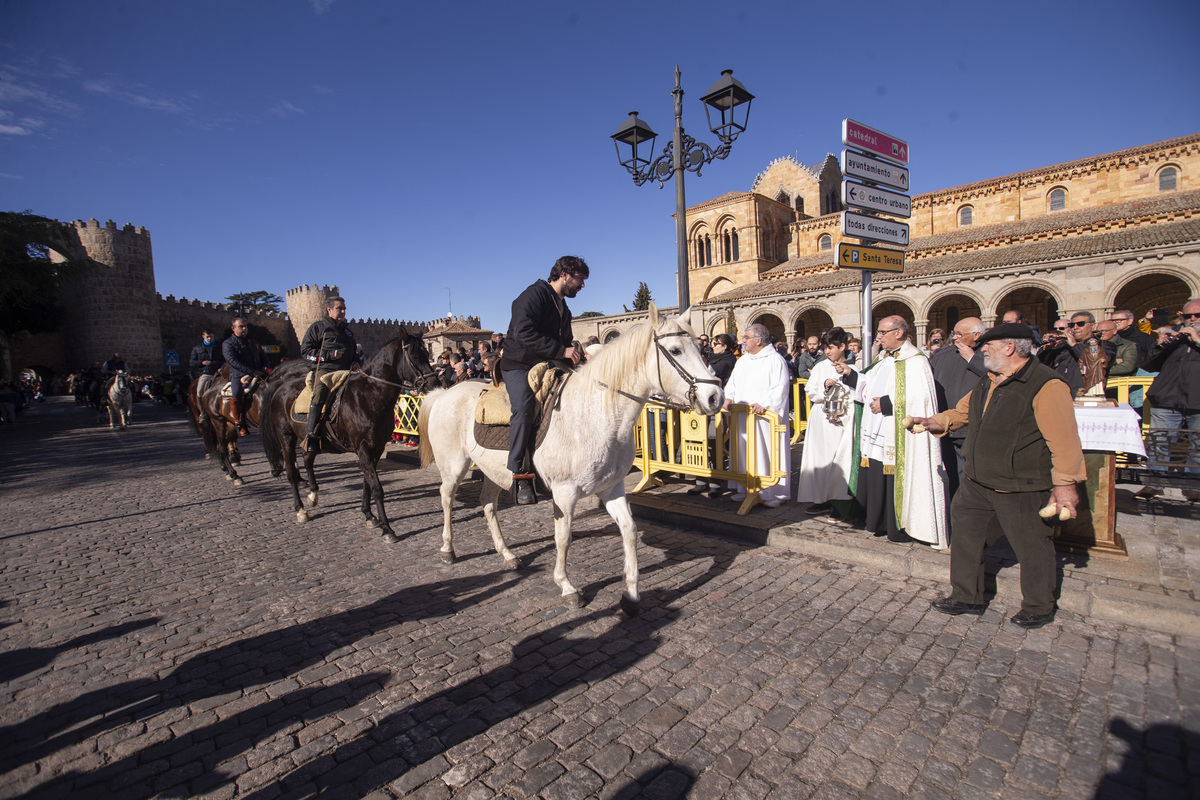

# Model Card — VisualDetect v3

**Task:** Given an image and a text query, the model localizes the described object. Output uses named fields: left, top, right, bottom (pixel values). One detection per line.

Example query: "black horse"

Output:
left=259, top=334, right=434, bottom=542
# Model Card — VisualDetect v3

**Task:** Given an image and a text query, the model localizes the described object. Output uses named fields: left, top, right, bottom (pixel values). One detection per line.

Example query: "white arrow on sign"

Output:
left=841, top=210, right=909, bottom=246
left=842, top=180, right=911, bottom=219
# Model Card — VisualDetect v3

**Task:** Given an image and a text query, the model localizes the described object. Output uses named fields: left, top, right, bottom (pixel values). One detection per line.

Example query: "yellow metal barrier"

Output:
left=393, top=393, right=423, bottom=440
left=790, top=378, right=811, bottom=445
left=631, top=401, right=788, bottom=515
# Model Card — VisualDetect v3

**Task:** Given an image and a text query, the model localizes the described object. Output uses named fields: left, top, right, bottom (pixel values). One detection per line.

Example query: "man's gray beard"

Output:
left=984, top=353, right=1003, bottom=373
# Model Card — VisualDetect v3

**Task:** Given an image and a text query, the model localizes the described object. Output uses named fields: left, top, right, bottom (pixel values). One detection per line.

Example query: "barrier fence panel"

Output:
left=791, top=378, right=811, bottom=445
left=393, top=393, right=423, bottom=440
left=631, top=401, right=788, bottom=515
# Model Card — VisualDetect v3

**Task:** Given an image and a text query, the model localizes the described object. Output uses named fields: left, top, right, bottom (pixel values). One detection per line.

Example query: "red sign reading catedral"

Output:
left=842, top=119, right=909, bottom=166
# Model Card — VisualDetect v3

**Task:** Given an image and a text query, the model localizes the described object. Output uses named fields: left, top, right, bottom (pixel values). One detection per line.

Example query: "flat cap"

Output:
left=978, top=323, right=1036, bottom=345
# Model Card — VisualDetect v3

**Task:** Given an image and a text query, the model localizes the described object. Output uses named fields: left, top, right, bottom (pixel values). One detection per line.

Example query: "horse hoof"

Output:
left=563, top=592, right=585, bottom=609
left=503, top=558, right=521, bottom=571
left=225, top=474, right=234, bottom=481
left=620, top=595, right=641, bottom=617
left=381, top=531, right=399, bottom=544
left=233, top=478, right=244, bottom=487
left=296, top=510, right=309, bottom=523
left=307, top=492, right=319, bottom=506
left=440, top=551, right=456, bottom=565
left=365, top=517, right=381, bottom=529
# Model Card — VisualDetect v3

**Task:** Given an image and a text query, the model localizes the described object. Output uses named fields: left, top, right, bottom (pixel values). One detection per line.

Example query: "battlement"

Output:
left=157, top=294, right=290, bottom=319
left=70, top=218, right=151, bottom=236
left=286, top=284, right=340, bottom=297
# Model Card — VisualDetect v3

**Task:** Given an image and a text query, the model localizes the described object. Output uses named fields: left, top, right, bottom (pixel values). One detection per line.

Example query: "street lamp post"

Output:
left=612, top=66, right=754, bottom=310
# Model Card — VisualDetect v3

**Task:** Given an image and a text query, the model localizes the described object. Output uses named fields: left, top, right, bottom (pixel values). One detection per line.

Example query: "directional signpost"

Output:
left=837, top=242, right=904, bottom=273
left=841, top=149, right=909, bottom=192
left=839, top=119, right=912, bottom=353
left=841, top=180, right=911, bottom=218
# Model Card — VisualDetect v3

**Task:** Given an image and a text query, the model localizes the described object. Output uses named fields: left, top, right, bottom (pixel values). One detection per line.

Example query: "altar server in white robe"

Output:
left=723, top=323, right=792, bottom=508
left=797, top=327, right=860, bottom=518
left=841, top=316, right=948, bottom=548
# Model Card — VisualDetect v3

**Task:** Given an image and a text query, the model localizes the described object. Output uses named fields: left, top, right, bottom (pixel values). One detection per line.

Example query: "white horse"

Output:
left=106, top=371, right=133, bottom=430
left=419, top=304, right=723, bottom=615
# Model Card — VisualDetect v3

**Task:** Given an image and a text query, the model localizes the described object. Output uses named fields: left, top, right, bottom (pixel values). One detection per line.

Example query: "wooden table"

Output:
left=1053, top=403, right=1146, bottom=557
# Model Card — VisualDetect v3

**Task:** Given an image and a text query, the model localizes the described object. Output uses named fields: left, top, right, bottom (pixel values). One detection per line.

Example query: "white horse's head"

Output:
left=644, top=302, right=724, bottom=414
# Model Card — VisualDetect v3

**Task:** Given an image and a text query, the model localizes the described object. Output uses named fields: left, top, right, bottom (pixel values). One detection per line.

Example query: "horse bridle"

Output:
left=357, top=339, right=435, bottom=393
left=652, top=330, right=721, bottom=409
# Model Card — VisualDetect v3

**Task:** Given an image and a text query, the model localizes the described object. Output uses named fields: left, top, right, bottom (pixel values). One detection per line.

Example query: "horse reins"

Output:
left=592, top=328, right=719, bottom=409
left=651, top=330, right=721, bottom=408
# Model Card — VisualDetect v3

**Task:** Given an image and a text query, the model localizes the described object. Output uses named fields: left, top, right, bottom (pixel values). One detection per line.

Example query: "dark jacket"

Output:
left=931, top=345, right=987, bottom=441
left=963, top=358, right=1063, bottom=492
left=301, top=317, right=360, bottom=372
left=222, top=335, right=265, bottom=378
left=707, top=350, right=736, bottom=387
left=1121, top=327, right=1156, bottom=370
left=1145, top=337, right=1200, bottom=410
left=794, top=350, right=824, bottom=379
left=189, top=341, right=223, bottom=376
left=500, top=279, right=572, bottom=371
left=1038, top=340, right=1084, bottom=395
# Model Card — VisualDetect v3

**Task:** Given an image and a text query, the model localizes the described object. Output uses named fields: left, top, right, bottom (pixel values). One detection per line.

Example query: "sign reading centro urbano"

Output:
left=841, top=149, right=909, bottom=192
left=842, top=118, right=909, bottom=165
left=837, top=242, right=905, bottom=273
left=841, top=180, right=911, bottom=218
left=841, top=210, right=910, bottom=246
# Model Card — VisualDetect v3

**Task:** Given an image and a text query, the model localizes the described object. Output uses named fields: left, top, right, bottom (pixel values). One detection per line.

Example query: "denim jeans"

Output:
left=1147, top=407, right=1200, bottom=483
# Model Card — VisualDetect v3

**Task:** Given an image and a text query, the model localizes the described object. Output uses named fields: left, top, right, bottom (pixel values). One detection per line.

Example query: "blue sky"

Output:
left=3, top=0, right=1198, bottom=333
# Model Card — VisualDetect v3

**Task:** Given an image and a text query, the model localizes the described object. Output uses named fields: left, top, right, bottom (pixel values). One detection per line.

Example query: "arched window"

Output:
left=1049, top=188, right=1066, bottom=212
left=732, top=230, right=739, bottom=261
left=704, top=236, right=712, bottom=266
left=795, top=197, right=804, bottom=215
left=722, top=231, right=731, bottom=262
left=1159, top=166, right=1178, bottom=192
left=819, top=234, right=832, bottom=251
left=958, top=206, right=973, bottom=226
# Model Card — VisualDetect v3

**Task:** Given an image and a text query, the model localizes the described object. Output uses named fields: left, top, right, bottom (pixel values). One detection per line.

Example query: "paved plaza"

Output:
left=0, top=397, right=1197, bottom=799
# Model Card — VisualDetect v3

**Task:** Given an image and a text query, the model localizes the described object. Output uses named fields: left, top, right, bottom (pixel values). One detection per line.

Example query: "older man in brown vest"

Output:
left=910, top=323, right=1086, bottom=630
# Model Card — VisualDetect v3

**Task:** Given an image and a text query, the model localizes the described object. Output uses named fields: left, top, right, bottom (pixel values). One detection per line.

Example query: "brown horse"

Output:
left=186, top=365, right=266, bottom=486
left=259, top=334, right=434, bottom=541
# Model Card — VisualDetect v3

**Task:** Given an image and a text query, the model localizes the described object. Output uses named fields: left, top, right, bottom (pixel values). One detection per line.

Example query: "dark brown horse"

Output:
left=259, top=334, right=434, bottom=541
left=185, top=365, right=266, bottom=486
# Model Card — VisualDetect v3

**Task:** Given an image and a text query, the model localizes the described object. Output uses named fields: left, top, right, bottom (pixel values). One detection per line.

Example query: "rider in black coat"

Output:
left=299, top=296, right=362, bottom=453
left=222, top=319, right=266, bottom=434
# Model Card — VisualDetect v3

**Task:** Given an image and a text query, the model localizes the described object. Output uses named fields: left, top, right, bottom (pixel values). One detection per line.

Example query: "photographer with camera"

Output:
left=1137, top=299, right=1200, bottom=502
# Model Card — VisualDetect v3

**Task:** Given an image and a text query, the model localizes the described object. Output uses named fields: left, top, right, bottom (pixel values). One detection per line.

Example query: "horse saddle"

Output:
left=472, top=362, right=570, bottom=452
left=218, top=376, right=262, bottom=398
left=290, top=370, right=352, bottom=425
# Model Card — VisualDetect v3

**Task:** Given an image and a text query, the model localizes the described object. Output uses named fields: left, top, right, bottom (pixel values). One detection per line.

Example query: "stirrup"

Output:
left=304, top=435, right=321, bottom=454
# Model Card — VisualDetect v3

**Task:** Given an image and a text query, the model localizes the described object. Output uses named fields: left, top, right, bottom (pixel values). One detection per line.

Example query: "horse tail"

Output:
left=185, top=386, right=202, bottom=437
left=417, top=389, right=441, bottom=469
left=258, top=378, right=285, bottom=478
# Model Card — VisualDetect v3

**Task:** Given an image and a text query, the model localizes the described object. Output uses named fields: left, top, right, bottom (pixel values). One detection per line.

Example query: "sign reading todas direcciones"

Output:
left=840, top=209, right=909, bottom=246
left=836, top=242, right=905, bottom=273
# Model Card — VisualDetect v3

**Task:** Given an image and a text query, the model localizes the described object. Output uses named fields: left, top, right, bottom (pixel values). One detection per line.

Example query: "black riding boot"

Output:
left=305, top=380, right=329, bottom=454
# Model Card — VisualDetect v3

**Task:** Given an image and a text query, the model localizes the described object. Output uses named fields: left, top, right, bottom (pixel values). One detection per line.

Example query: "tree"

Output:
left=0, top=211, right=89, bottom=337
left=632, top=282, right=653, bottom=312
left=576, top=311, right=604, bottom=319
left=226, top=290, right=284, bottom=315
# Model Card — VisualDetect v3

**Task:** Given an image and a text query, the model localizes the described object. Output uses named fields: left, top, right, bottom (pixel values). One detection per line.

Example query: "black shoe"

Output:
left=514, top=479, right=538, bottom=505
left=1009, top=609, right=1054, bottom=629
left=931, top=597, right=985, bottom=616
left=707, top=487, right=730, bottom=499
left=804, top=502, right=833, bottom=515
left=686, top=483, right=707, bottom=495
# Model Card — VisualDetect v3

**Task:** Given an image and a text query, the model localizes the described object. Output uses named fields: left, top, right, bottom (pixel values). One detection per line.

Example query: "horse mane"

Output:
left=578, top=314, right=691, bottom=408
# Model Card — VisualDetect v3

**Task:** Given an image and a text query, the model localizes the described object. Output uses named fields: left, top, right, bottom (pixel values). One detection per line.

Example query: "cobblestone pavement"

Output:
left=1, top=398, right=1197, bottom=799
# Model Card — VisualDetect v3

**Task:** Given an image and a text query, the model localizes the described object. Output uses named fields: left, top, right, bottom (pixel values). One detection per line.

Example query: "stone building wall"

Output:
left=156, top=296, right=297, bottom=369
left=51, top=219, right=163, bottom=374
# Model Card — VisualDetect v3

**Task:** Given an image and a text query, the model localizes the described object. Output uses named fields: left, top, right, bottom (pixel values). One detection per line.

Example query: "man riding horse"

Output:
left=301, top=296, right=362, bottom=454
left=222, top=317, right=267, bottom=436
left=500, top=255, right=588, bottom=505
left=189, top=329, right=224, bottom=423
